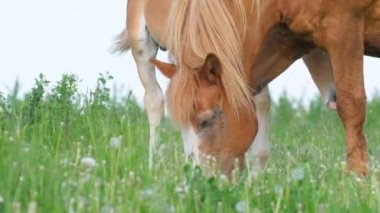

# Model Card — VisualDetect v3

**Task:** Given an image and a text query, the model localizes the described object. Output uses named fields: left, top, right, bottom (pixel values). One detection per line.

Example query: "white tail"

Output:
left=111, top=29, right=130, bottom=54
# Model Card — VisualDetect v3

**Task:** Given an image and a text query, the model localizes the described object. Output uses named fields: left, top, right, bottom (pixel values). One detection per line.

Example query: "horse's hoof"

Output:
left=326, top=101, right=337, bottom=110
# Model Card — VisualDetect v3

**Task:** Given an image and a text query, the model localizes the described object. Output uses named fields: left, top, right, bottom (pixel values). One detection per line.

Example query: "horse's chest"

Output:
left=287, top=16, right=317, bottom=38
left=279, top=1, right=322, bottom=40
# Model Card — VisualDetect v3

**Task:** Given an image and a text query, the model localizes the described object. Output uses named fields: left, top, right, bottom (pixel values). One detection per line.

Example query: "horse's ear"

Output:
left=149, top=58, right=176, bottom=79
left=201, top=53, right=222, bottom=84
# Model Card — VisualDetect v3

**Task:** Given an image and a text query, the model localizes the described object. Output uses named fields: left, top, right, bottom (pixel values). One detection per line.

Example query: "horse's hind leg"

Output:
left=247, top=86, right=270, bottom=175
left=315, top=16, right=368, bottom=176
left=129, top=25, right=163, bottom=170
left=302, top=48, right=336, bottom=109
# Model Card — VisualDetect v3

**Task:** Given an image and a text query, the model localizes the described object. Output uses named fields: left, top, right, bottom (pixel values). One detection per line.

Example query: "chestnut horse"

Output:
left=114, top=0, right=339, bottom=175
left=162, top=0, right=380, bottom=176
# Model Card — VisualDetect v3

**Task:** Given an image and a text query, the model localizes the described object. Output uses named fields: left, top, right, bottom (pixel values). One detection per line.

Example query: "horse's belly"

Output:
left=364, top=33, right=380, bottom=57
left=145, top=0, right=171, bottom=48
left=364, top=0, right=380, bottom=56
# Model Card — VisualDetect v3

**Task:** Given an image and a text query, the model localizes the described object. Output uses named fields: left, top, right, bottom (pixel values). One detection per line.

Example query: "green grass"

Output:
left=0, top=74, right=380, bottom=212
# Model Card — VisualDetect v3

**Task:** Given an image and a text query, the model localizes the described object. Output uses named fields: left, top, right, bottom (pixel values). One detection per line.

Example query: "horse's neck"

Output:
left=242, top=0, right=281, bottom=83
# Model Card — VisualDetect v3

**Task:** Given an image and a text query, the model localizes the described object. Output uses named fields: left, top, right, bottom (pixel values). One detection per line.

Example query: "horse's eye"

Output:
left=199, top=118, right=214, bottom=128
left=197, top=111, right=216, bottom=129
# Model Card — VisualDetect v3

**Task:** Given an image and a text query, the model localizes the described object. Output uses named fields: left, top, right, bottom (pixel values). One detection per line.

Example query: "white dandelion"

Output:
left=291, top=167, right=305, bottom=181
left=235, top=200, right=247, bottom=213
left=110, top=136, right=122, bottom=148
left=274, top=185, right=283, bottom=195
left=80, top=157, right=97, bottom=168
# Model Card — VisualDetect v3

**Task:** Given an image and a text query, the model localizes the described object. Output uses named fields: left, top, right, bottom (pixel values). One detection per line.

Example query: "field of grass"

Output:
left=0, top=73, right=380, bottom=213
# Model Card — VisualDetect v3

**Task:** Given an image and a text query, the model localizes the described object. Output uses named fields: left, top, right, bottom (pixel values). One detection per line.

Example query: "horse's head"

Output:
left=151, top=53, right=258, bottom=176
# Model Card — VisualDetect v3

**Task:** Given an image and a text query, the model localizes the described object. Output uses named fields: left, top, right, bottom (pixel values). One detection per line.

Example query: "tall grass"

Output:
left=0, top=74, right=379, bottom=212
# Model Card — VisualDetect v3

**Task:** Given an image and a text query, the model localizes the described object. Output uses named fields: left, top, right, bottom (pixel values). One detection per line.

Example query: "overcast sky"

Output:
left=1, top=0, right=379, bottom=106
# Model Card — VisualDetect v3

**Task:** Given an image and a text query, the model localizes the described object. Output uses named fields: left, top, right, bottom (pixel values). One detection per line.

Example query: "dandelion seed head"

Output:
left=274, top=185, right=283, bottom=195
left=291, top=167, right=305, bottom=181
left=80, top=157, right=97, bottom=168
left=235, top=200, right=247, bottom=213
left=110, top=136, right=122, bottom=148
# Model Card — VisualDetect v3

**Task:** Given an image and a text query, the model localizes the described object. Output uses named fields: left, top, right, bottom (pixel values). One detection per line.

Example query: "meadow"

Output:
left=0, top=73, right=380, bottom=213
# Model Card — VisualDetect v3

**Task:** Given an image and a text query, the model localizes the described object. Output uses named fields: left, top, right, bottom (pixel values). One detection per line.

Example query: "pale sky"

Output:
left=1, top=0, right=379, bottom=105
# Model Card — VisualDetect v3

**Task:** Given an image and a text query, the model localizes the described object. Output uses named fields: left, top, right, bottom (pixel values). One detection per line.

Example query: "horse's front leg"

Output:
left=246, top=86, right=270, bottom=175
left=315, top=16, right=368, bottom=176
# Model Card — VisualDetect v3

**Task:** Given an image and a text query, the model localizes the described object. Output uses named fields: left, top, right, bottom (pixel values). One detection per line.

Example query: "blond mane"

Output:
left=166, top=0, right=258, bottom=126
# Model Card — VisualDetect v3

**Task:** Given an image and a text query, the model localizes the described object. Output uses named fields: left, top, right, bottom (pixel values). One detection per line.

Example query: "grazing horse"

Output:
left=162, top=0, right=380, bottom=176
left=114, top=0, right=342, bottom=175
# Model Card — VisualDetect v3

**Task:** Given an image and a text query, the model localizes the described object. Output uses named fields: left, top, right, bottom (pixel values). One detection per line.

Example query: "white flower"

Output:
left=274, top=185, right=283, bottom=195
left=110, top=136, right=122, bottom=148
left=235, top=200, right=247, bottom=213
left=80, top=157, right=97, bottom=168
left=0, top=195, right=4, bottom=203
left=291, top=168, right=305, bottom=181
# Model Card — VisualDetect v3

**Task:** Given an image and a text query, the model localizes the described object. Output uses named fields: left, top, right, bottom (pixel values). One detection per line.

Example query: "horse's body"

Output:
left=163, top=0, right=380, bottom=175
left=253, top=0, right=380, bottom=176
left=115, top=0, right=339, bottom=174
